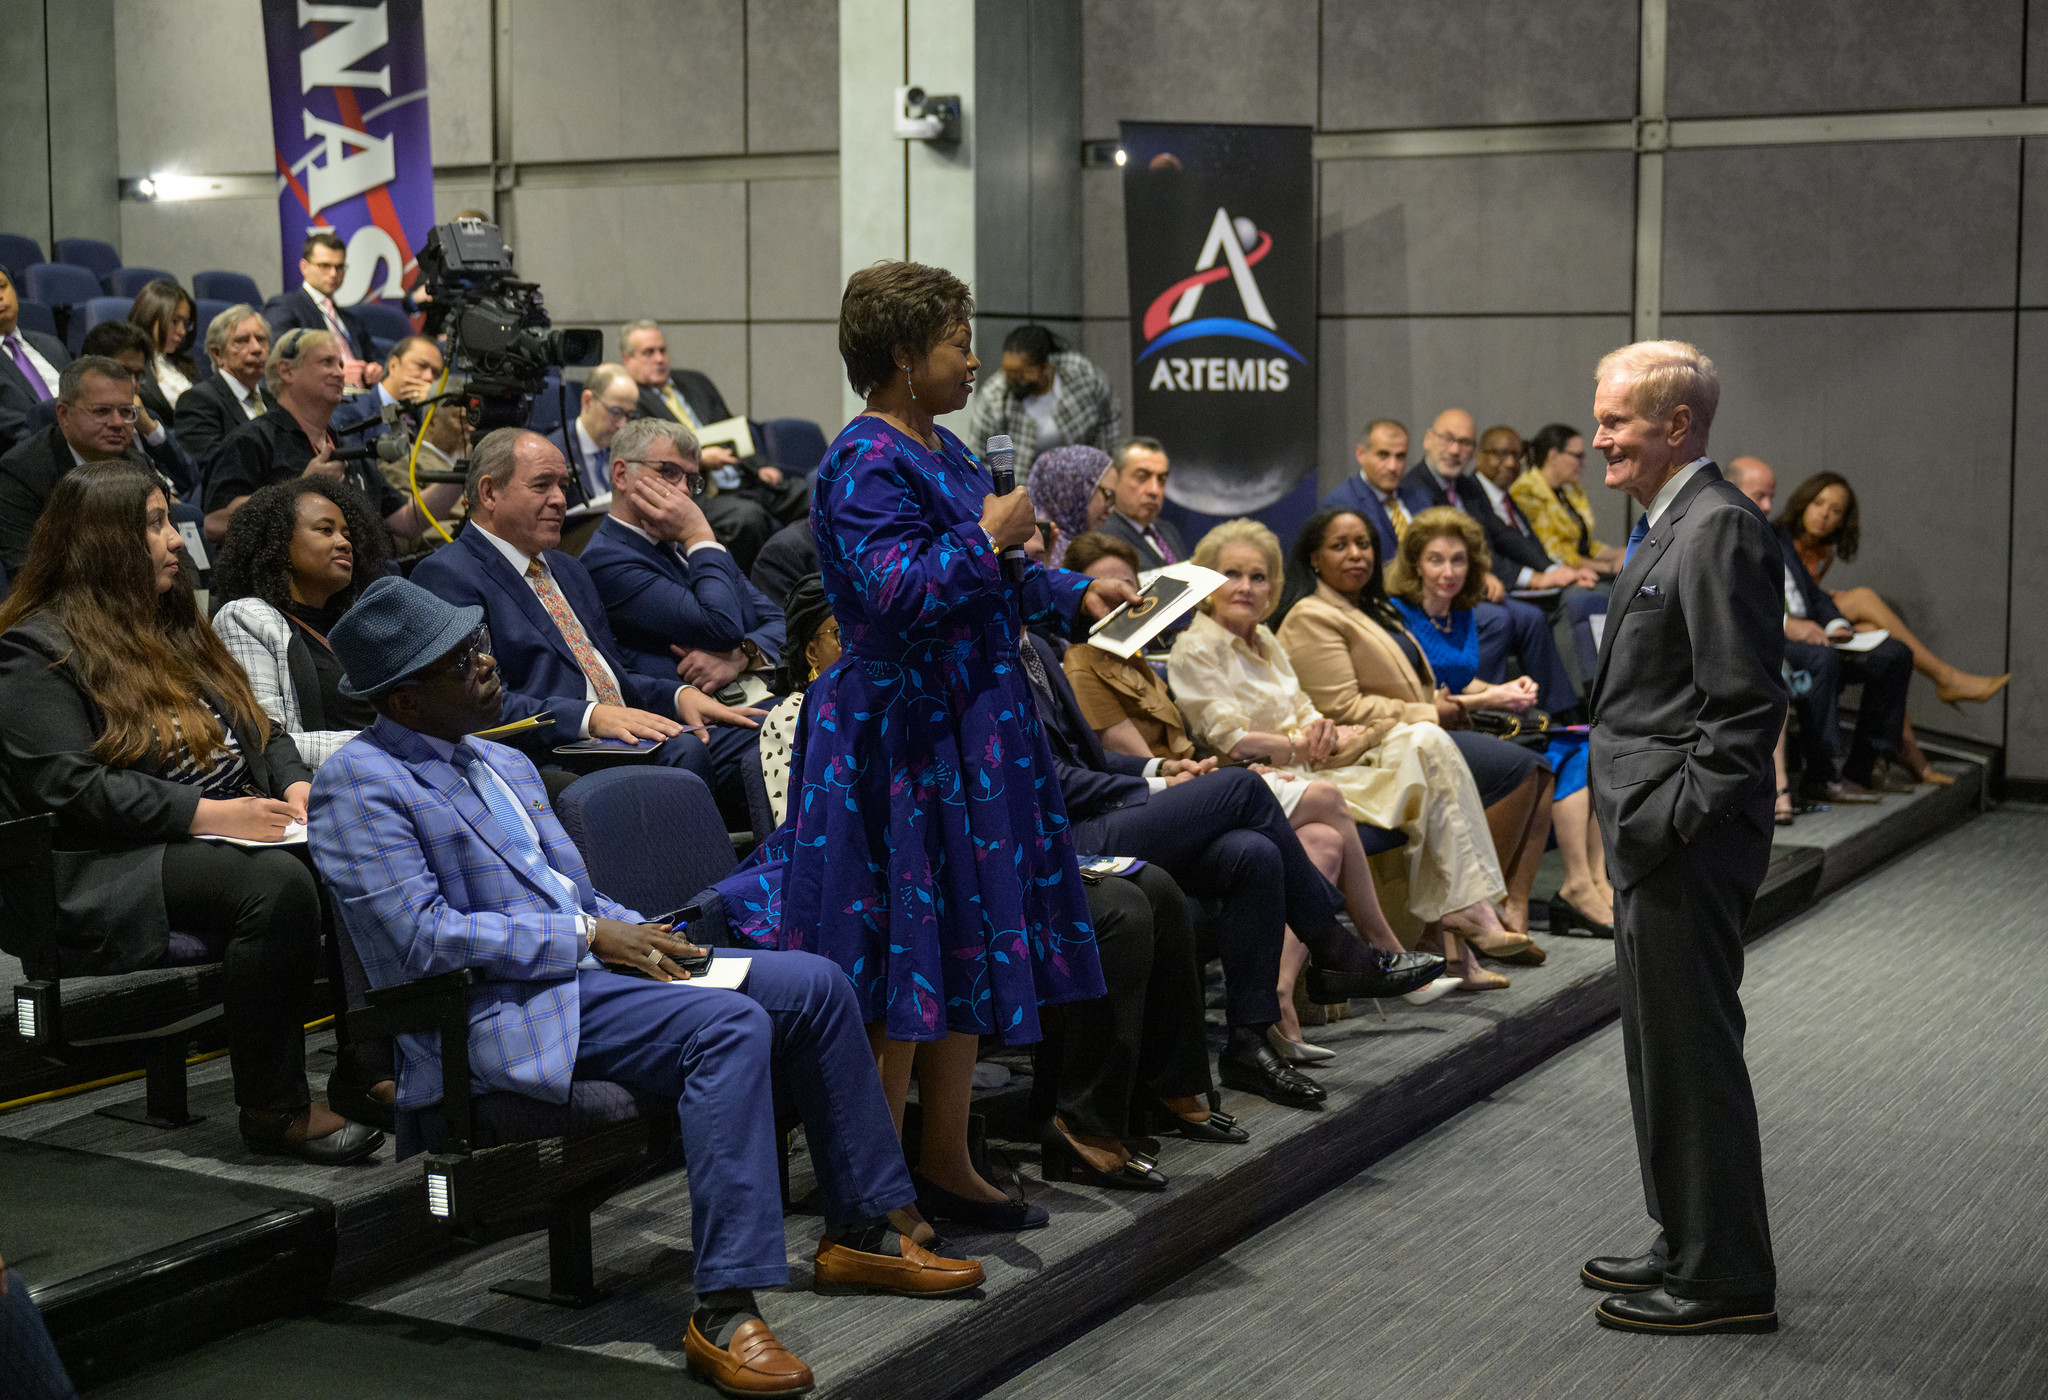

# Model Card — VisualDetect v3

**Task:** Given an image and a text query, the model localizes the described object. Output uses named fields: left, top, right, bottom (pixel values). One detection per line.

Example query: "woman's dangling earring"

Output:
left=905, top=365, right=916, bottom=402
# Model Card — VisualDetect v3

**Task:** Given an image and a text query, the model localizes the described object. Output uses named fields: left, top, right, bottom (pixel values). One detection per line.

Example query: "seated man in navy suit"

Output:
left=542, top=362, right=640, bottom=506
left=409, top=428, right=763, bottom=779
left=312, top=577, right=981, bottom=1397
left=264, top=231, right=383, bottom=386
left=1320, top=417, right=1413, bottom=564
left=1470, top=424, right=1608, bottom=680
left=581, top=415, right=785, bottom=792
left=1398, top=408, right=1581, bottom=714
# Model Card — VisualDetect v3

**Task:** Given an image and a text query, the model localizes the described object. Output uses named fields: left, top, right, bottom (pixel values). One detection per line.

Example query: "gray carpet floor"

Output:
left=988, top=806, right=2048, bottom=1400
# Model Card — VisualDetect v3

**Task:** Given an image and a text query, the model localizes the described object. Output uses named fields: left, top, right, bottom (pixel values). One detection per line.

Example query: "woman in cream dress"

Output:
left=1168, top=519, right=1526, bottom=991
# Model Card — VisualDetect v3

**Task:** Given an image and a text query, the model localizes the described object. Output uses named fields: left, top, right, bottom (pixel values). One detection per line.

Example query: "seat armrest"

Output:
left=350, top=968, right=481, bottom=1152
left=0, top=814, right=62, bottom=976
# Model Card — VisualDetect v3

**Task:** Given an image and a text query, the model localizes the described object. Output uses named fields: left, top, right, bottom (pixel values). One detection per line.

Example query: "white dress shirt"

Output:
left=226, top=372, right=266, bottom=419
left=153, top=354, right=193, bottom=403
left=607, top=514, right=726, bottom=557
left=471, top=522, right=664, bottom=737
left=1644, top=456, right=1713, bottom=530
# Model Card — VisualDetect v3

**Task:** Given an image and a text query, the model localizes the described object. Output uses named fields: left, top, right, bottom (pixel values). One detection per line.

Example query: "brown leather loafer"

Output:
left=684, top=1317, right=814, bottom=1397
left=812, top=1235, right=985, bottom=1296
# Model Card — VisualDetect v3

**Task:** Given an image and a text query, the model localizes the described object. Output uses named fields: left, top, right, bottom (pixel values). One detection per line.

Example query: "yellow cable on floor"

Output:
left=0, top=1015, right=336, bottom=1116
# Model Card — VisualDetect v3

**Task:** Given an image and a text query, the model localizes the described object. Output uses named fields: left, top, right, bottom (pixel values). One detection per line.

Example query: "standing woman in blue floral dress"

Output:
left=777, top=262, right=1139, bottom=1229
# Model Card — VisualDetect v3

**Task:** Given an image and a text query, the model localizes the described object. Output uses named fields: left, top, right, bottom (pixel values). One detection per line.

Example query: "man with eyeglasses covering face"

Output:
left=0, top=356, right=158, bottom=576
left=265, top=230, right=384, bottom=390
left=582, top=416, right=787, bottom=794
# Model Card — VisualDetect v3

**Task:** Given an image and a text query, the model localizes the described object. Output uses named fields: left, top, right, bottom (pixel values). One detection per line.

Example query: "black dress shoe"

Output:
left=1304, top=948, right=1445, bottom=1002
left=1218, top=1038, right=1326, bottom=1109
left=1040, top=1124, right=1169, bottom=1192
left=1143, top=1100, right=1250, bottom=1144
left=241, top=1111, right=385, bottom=1165
left=1550, top=894, right=1615, bottom=940
left=1595, top=1288, right=1777, bottom=1334
left=1581, top=1252, right=1663, bottom=1292
left=912, top=1170, right=1049, bottom=1231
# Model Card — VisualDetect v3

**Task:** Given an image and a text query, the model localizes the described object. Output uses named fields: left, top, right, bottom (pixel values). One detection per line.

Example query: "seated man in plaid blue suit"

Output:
left=309, top=577, right=982, bottom=1398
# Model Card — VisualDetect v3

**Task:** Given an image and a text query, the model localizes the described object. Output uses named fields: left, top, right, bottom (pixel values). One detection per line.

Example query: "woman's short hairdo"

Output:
left=838, top=261, right=975, bottom=397
left=1776, top=470, right=1861, bottom=562
left=266, top=326, right=339, bottom=396
left=211, top=476, right=392, bottom=615
left=1386, top=505, right=1490, bottom=611
left=1061, top=531, right=1140, bottom=576
left=1191, top=517, right=1285, bottom=621
left=1001, top=324, right=1062, bottom=365
left=1595, top=339, right=1720, bottom=440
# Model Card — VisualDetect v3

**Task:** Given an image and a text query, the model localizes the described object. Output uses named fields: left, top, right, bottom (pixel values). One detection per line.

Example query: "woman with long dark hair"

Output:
left=128, top=277, right=200, bottom=408
left=0, top=462, right=381, bottom=1162
left=210, top=477, right=390, bottom=768
left=1777, top=471, right=2007, bottom=710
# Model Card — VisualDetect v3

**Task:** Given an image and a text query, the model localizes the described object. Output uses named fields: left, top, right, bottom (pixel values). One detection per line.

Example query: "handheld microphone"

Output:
left=985, top=434, right=1029, bottom=582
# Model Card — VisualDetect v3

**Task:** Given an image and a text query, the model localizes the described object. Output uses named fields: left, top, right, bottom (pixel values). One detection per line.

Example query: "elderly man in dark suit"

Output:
left=582, top=416, right=785, bottom=793
left=408, top=428, right=761, bottom=783
left=1580, top=340, right=1786, bottom=1336
left=0, top=267, right=69, bottom=456
left=174, top=304, right=275, bottom=476
left=620, top=319, right=797, bottom=567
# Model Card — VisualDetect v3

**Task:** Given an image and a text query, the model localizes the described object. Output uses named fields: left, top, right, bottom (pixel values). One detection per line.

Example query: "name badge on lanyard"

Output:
left=176, top=521, right=211, bottom=570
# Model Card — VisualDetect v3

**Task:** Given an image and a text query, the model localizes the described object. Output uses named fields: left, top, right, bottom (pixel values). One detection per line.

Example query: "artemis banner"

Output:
left=1120, top=121, right=1316, bottom=526
left=263, top=0, right=433, bottom=306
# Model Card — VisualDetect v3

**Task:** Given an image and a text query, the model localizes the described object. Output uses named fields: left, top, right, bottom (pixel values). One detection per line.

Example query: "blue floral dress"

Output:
left=759, top=417, right=1106, bottom=1044
left=1393, top=599, right=1588, bottom=801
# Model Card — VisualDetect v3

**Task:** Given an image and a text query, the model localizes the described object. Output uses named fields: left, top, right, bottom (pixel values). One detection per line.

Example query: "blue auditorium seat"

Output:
left=191, top=270, right=261, bottom=305
left=0, top=233, right=43, bottom=284
left=51, top=238, right=120, bottom=284
left=13, top=300, right=58, bottom=340
left=760, top=416, right=829, bottom=477
left=553, top=766, right=737, bottom=920
left=352, top=299, right=414, bottom=344
left=105, top=266, right=173, bottom=298
left=78, top=295, right=135, bottom=338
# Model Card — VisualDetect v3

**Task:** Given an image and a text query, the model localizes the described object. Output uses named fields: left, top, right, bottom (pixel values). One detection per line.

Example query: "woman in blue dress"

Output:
left=1384, top=508, right=1613, bottom=937
left=775, top=262, right=1137, bottom=1229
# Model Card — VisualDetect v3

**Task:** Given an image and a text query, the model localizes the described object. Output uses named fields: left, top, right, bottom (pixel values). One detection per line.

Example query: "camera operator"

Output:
left=204, top=328, right=461, bottom=544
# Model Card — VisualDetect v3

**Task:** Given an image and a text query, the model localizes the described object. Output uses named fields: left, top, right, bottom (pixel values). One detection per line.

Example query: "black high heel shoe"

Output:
left=912, top=1169, right=1049, bottom=1231
left=1142, top=1099, right=1250, bottom=1144
left=1218, top=1030, right=1326, bottom=1109
left=1039, top=1122, right=1168, bottom=1192
left=1548, top=893, right=1614, bottom=939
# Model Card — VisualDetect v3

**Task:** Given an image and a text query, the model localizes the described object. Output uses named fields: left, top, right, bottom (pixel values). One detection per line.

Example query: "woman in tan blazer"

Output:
left=1275, top=507, right=1614, bottom=937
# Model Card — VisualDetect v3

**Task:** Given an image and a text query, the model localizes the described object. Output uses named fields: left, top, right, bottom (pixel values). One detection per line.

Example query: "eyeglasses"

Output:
left=593, top=403, right=639, bottom=423
left=618, top=457, right=704, bottom=496
left=78, top=402, right=140, bottom=423
left=426, top=624, right=493, bottom=680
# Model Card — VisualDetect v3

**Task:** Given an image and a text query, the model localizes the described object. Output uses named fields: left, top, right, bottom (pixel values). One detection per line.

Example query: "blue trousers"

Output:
left=1475, top=597, right=1579, bottom=712
left=0, top=1269, right=76, bottom=1400
left=572, top=951, right=913, bottom=1292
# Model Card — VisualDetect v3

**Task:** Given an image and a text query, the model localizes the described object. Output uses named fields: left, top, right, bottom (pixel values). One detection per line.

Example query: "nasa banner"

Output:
left=1121, top=121, right=1315, bottom=536
left=262, top=0, right=433, bottom=306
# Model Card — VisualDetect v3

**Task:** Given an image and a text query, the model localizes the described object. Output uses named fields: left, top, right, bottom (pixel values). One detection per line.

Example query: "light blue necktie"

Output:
left=1623, top=515, right=1650, bottom=567
left=462, top=746, right=581, bottom=918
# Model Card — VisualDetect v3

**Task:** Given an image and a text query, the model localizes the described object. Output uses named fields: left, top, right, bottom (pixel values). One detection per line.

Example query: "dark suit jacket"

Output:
left=1772, top=525, right=1844, bottom=630
left=0, top=424, right=84, bottom=575
left=409, top=522, right=681, bottom=738
left=635, top=369, right=732, bottom=431
left=264, top=286, right=375, bottom=363
left=543, top=424, right=610, bottom=504
left=0, top=328, right=70, bottom=456
left=174, top=373, right=274, bottom=479
left=0, top=612, right=312, bottom=973
left=1319, top=473, right=1403, bottom=564
left=1022, top=631, right=1154, bottom=820
left=1399, top=462, right=1552, bottom=584
left=580, top=516, right=785, bottom=683
left=748, top=519, right=818, bottom=611
left=1097, top=512, right=1187, bottom=570
left=1588, top=463, right=1785, bottom=888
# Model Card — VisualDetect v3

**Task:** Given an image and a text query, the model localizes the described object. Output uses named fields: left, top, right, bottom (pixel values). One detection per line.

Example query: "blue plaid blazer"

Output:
left=309, top=716, right=640, bottom=1109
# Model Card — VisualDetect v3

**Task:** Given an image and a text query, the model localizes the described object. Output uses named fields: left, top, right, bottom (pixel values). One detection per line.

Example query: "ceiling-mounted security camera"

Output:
left=894, top=85, right=961, bottom=144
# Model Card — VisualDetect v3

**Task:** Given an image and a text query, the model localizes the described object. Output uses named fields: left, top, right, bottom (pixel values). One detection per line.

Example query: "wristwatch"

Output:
left=739, top=638, right=770, bottom=672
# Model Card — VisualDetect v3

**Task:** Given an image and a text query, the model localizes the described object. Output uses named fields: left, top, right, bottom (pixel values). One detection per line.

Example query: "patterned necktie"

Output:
left=1144, top=526, right=1177, bottom=564
left=1384, top=492, right=1409, bottom=537
left=461, top=747, right=582, bottom=917
left=525, top=559, right=625, bottom=707
left=1624, top=515, right=1650, bottom=567
left=660, top=383, right=698, bottom=428
left=6, top=336, right=50, bottom=402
